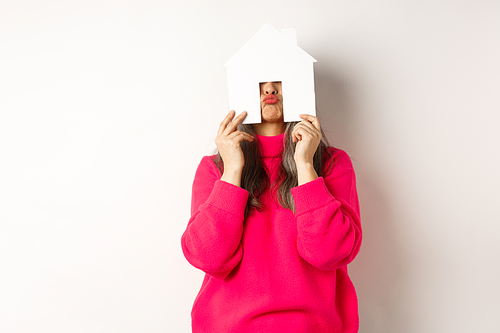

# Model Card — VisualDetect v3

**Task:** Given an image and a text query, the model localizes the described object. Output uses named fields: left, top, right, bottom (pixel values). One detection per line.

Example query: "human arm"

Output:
left=291, top=149, right=362, bottom=271
left=180, top=111, right=252, bottom=280
left=291, top=114, right=362, bottom=270
left=291, top=114, right=361, bottom=270
left=292, top=114, right=321, bottom=185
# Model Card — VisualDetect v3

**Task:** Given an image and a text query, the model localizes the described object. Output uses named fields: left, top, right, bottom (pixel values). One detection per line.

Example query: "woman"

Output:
left=181, top=81, right=362, bottom=332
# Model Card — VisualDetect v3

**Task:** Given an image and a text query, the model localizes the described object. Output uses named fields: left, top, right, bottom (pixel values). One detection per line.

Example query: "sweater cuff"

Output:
left=291, top=177, right=337, bottom=215
left=206, top=180, right=249, bottom=220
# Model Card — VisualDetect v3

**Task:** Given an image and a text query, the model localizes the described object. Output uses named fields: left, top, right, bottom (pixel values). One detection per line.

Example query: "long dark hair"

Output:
left=214, top=122, right=334, bottom=217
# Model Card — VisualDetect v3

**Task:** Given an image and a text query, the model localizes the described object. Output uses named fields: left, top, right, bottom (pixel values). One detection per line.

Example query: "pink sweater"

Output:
left=181, top=133, right=362, bottom=332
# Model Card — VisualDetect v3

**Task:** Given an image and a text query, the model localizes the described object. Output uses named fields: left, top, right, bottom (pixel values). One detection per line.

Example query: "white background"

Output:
left=1, top=1, right=499, bottom=332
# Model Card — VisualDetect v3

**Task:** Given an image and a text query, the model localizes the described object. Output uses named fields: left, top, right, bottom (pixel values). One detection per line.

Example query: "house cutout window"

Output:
left=259, top=81, right=283, bottom=102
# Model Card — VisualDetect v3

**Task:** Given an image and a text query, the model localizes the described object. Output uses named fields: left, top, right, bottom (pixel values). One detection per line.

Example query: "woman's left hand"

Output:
left=292, top=114, right=322, bottom=165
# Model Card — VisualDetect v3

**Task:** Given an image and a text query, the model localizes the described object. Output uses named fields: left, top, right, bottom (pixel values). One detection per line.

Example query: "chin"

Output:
left=261, top=105, right=283, bottom=122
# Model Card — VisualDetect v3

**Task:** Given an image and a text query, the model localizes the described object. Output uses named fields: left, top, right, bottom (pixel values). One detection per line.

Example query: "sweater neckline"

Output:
left=255, top=133, right=284, bottom=158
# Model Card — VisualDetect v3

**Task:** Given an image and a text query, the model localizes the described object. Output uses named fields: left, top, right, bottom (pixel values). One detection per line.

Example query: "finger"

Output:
left=227, top=130, right=254, bottom=140
left=292, top=122, right=303, bottom=142
left=223, top=111, right=247, bottom=135
left=291, top=127, right=300, bottom=142
left=293, top=122, right=315, bottom=137
left=296, top=120, right=321, bottom=141
left=218, top=110, right=235, bottom=137
left=299, top=114, right=321, bottom=131
left=292, top=125, right=306, bottom=142
left=228, top=132, right=255, bottom=143
left=293, top=124, right=315, bottom=142
left=298, top=119, right=317, bottom=132
left=300, top=120, right=322, bottom=140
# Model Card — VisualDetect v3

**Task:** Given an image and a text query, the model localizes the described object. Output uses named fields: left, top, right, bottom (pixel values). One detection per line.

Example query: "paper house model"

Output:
left=224, top=23, right=317, bottom=124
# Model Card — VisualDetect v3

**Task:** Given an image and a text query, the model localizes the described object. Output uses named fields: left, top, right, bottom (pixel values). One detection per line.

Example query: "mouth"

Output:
left=263, top=95, right=279, bottom=104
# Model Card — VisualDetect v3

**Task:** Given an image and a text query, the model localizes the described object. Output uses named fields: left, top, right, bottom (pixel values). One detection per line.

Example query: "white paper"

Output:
left=224, top=23, right=317, bottom=124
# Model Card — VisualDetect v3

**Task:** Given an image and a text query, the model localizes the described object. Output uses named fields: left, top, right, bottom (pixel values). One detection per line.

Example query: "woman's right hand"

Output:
left=215, top=110, right=254, bottom=186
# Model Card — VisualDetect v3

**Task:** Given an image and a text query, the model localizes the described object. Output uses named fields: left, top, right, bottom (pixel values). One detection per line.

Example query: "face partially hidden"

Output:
left=259, top=81, right=283, bottom=123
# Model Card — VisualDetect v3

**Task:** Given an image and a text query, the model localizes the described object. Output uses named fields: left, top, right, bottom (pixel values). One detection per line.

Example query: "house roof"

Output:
left=224, top=23, right=317, bottom=68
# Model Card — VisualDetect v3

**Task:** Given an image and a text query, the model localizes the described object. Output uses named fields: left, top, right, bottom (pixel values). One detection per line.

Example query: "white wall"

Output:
left=1, top=1, right=499, bottom=332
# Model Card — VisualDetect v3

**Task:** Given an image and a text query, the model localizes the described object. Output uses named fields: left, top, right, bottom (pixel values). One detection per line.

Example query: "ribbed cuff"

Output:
left=206, top=180, right=249, bottom=220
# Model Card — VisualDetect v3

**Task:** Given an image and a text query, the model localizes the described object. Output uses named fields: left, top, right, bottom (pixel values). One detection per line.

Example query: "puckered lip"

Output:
left=263, top=95, right=279, bottom=104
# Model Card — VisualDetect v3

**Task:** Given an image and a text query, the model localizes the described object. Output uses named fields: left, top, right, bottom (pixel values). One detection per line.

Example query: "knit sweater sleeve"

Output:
left=290, top=148, right=362, bottom=271
left=181, top=156, right=249, bottom=280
